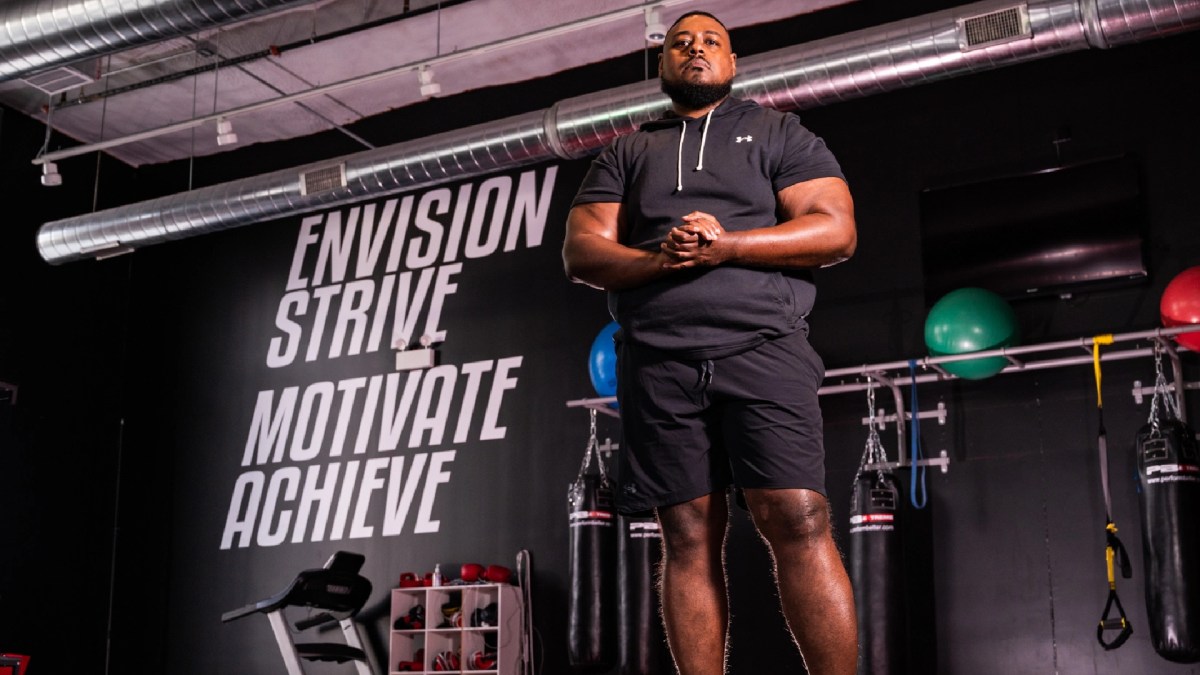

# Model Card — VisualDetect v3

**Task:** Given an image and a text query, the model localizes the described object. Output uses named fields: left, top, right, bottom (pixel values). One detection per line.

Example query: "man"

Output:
left=562, top=10, right=858, bottom=675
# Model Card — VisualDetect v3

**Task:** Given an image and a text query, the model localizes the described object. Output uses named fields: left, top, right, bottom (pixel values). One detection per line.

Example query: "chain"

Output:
left=867, top=380, right=876, bottom=425
left=852, top=378, right=890, bottom=512
left=589, top=407, right=598, bottom=450
left=865, top=380, right=888, bottom=470
left=577, top=408, right=609, bottom=481
left=1149, top=343, right=1181, bottom=435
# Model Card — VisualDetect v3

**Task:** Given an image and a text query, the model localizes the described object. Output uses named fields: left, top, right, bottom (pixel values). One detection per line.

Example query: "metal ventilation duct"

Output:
left=0, top=0, right=318, bottom=82
left=37, top=0, right=1200, bottom=264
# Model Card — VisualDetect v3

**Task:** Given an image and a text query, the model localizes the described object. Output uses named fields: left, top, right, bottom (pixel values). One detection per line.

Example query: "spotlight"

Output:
left=419, top=66, right=442, bottom=97
left=644, top=8, right=667, bottom=45
left=41, top=161, right=62, bottom=186
left=216, top=117, right=239, bottom=146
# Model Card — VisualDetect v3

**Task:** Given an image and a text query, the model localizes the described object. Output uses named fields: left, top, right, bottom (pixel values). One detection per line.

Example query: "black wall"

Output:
left=3, top=2, right=1200, bottom=673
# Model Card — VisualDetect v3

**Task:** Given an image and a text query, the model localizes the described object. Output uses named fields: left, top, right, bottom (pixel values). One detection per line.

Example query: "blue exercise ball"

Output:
left=588, top=321, right=620, bottom=398
left=924, top=288, right=1019, bottom=380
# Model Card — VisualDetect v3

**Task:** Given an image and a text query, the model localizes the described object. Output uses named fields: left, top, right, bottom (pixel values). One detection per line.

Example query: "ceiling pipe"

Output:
left=0, top=0, right=320, bottom=82
left=36, top=0, right=1200, bottom=264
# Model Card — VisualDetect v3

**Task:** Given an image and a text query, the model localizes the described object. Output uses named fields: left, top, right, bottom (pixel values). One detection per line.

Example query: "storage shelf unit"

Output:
left=389, top=584, right=522, bottom=674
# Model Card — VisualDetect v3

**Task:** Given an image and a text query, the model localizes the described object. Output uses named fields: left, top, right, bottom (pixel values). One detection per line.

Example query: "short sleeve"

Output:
left=772, top=114, right=846, bottom=193
left=571, top=140, right=626, bottom=207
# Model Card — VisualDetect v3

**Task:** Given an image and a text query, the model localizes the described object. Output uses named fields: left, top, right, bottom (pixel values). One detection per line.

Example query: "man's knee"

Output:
left=744, top=488, right=833, bottom=546
left=657, top=494, right=728, bottom=561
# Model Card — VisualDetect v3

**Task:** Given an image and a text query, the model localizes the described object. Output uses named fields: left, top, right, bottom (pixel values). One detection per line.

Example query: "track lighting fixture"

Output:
left=644, top=8, right=667, bottom=45
left=216, top=117, right=238, bottom=146
left=419, top=66, right=442, bottom=97
left=41, top=161, right=62, bottom=186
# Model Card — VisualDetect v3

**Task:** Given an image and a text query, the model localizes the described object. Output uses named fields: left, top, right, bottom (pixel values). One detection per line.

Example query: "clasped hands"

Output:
left=660, top=211, right=728, bottom=270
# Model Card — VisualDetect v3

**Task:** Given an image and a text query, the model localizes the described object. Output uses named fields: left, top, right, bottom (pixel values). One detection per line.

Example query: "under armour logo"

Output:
left=736, top=135, right=753, bottom=143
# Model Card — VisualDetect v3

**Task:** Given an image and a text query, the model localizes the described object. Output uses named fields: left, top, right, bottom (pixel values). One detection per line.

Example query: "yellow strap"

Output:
left=1093, top=334, right=1114, bottom=407
left=1105, top=523, right=1118, bottom=588
left=1105, top=547, right=1115, bottom=587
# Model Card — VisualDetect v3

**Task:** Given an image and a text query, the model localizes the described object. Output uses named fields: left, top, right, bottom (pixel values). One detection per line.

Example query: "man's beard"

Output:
left=660, top=76, right=733, bottom=110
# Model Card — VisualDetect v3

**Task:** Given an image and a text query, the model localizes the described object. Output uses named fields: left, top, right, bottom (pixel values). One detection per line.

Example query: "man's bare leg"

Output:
left=656, top=493, right=730, bottom=675
left=744, top=487, right=857, bottom=675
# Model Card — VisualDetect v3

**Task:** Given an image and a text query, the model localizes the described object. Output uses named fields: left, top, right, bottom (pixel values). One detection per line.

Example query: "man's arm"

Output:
left=562, top=201, right=675, bottom=291
left=661, top=176, right=856, bottom=270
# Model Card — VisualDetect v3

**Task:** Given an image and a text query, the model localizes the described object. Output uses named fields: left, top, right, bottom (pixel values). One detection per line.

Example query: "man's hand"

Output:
left=563, top=201, right=676, bottom=290
left=660, top=178, right=857, bottom=271
left=661, top=211, right=728, bottom=269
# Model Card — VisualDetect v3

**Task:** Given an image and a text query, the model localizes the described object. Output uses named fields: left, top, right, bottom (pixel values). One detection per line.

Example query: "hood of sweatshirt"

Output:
left=640, top=96, right=760, bottom=193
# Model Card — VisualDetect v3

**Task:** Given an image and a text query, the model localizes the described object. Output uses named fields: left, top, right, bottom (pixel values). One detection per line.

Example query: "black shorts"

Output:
left=614, top=328, right=827, bottom=514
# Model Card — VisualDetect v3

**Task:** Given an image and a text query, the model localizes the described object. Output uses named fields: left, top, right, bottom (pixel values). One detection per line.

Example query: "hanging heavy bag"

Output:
left=618, top=513, right=669, bottom=675
left=851, top=470, right=906, bottom=675
left=1136, top=351, right=1200, bottom=663
left=848, top=382, right=907, bottom=675
left=568, top=409, right=618, bottom=672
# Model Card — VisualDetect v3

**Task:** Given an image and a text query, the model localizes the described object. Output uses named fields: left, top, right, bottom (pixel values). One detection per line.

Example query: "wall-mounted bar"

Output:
left=1132, top=381, right=1200, bottom=405
left=866, top=450, right=950, bottom=475
left=863, top=402, right=947, bottom=430
left=565, top=397, right=620, bottom=419
left=821, top=325, right=1198, bottom=390
left=568, top=325, right=1199, bottom=406
left=564, top=324, right=1200, bottom=468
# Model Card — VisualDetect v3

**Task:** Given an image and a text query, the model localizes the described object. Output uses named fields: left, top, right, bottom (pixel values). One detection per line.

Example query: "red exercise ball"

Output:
left=1161, top=266, right=1200, bottom=351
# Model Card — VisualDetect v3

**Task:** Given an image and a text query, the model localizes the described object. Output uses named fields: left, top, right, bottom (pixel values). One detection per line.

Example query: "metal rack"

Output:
left=565, top=325, right=1200, bottom=471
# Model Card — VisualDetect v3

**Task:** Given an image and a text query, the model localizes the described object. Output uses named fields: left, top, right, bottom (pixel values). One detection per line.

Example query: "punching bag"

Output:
left=1136, top=391, right=1200, bottom=662
left=850, top=469, right=906, bottom=675
left=568, top=411, right=618, bottom=672
left=618, top=514, right=669, bottom=675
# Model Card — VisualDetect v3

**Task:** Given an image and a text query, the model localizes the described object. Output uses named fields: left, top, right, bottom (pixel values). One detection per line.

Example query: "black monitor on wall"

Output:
left=919, top=155, right=1148, bottom=304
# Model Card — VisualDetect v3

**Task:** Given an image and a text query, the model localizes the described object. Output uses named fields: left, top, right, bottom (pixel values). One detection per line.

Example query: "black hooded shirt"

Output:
left=571, top=96, right=846, bottom=360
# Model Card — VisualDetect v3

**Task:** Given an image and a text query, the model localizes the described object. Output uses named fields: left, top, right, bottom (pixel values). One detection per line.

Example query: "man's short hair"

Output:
left=666, top=11, right=729, bottom=35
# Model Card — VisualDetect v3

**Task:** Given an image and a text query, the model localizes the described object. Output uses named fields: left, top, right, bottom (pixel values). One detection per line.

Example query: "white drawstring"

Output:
left=675, top=120, right=686, bottom=192
left=696, top=109, right=713, bottom=171
left=675, top=110, right=715, bottom=192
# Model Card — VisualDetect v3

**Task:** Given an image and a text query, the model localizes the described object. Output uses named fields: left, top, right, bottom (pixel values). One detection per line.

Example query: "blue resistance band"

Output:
left=908, top=359, right=928, bottom=509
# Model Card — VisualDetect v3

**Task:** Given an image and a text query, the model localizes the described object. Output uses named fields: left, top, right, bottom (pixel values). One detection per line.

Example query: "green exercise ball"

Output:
left=924, top=288, right=1019, bottom=380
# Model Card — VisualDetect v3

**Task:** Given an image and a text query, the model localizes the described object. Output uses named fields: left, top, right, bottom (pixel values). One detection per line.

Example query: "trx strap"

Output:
left=1099, top=523, right=1134, bottom=649
left=907, top=360, right=927, bottom=509
left=1092, top=334, right=1133, bottom=649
